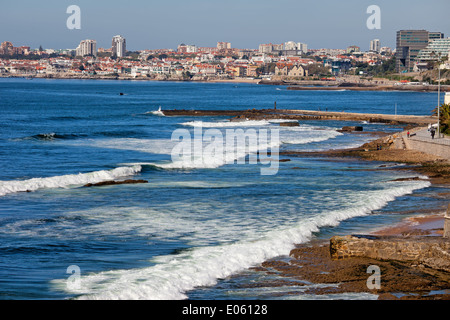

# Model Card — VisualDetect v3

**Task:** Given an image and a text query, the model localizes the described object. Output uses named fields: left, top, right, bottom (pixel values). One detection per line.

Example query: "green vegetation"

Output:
left=354, top=57, right=395, bottom=77
left=433, top=103, right=450, bottom=135
left=306, top=63, right=331, bottom=76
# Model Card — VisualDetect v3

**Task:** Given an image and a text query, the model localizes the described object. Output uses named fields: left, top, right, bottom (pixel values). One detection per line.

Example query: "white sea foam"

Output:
left=51, top=179, right=430, bottom=300
left=0, top=165, right=142, bottom=197
left=71, top=138, right=177, bottom=155
left=181, top=120, right=271, bottom=127
left=181, top=119, right=314, bottom=127
left=279, top=128, right=342, bottom=145
left=146, top=106, right=165, bottom=116
left=149, top=127, right=341, bottom=170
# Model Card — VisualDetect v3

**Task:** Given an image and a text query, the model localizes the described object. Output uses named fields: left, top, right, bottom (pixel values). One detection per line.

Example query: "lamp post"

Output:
left=438, top=55, right=441, bottom=139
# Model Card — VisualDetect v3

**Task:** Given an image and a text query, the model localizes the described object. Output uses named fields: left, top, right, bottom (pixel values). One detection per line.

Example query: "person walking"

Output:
left=430, top=127, right=436, bottom=139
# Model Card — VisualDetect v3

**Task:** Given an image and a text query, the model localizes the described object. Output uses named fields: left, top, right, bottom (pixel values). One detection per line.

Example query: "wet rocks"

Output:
left=339, top=126, right=363, bottom=132
left=84, top=179, right=148, bottom=187
left=279, top=122, right=299, bottom=127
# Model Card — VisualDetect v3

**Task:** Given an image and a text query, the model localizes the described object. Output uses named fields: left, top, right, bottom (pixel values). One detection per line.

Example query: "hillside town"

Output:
left=0, top=31, right=449, bottom=83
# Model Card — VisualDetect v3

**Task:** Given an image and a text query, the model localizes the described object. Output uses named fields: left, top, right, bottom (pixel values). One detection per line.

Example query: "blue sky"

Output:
left=1, top=0, right=449, bottom=51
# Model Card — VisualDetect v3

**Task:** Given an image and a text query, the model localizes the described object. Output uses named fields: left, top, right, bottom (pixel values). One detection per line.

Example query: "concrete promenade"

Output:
left=402, top=127, right=450, bottom=159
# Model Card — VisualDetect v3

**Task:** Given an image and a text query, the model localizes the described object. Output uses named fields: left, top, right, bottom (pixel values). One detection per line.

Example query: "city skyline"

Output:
left=1, top=0, right=449, bottom=52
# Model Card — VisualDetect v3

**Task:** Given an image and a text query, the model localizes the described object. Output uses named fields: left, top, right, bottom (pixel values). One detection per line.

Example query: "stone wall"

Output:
left=330, top=235, right=450, bottom=272
left=445, top=218, right=450, bottom=239
left=406, top=138, right=450, bottom=159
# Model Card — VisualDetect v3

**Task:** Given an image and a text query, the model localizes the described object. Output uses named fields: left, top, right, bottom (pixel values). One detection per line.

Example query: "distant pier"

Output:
left=161, top=108, right=436, bottom=125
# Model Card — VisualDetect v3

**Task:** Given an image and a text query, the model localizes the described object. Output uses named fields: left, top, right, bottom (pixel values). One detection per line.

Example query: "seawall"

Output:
left=404, top=133, right=450, bottom=159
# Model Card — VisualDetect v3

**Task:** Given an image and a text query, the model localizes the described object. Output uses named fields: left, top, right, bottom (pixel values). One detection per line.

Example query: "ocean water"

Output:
left=0, top=78, right=445, bottom=300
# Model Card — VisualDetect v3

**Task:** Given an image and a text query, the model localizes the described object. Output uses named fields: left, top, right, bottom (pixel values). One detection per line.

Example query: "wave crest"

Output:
left=0, top=165, right=142, bottom=197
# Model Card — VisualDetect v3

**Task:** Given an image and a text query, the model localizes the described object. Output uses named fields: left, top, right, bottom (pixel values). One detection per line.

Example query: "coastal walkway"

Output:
left=401, top=127, right=450, bottom=159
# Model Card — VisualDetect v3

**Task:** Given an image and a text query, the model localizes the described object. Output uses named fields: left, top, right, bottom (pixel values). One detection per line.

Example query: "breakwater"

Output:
left=162, top=108, right=436, bottom=125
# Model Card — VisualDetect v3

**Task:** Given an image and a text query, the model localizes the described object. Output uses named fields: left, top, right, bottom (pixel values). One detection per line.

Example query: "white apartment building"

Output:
left=217, top=42, right=231, bottom=50
left=417, top=38, right=450, bottom=61
left=76, top=39, right=97, bottom=57
left=370, top=39, right=381, bottom=53
left=283, top=41, right=307, bottom=54
left=112, top=35, right=126, bottom=58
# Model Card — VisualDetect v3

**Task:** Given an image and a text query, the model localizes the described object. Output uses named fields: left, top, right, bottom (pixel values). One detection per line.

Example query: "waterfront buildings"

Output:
left=112, top=35, right=126, bottom=58
left=0, top=34, right=397, bottom=80
left=416, top=38, right=450, bottom=62
left=395, top=30, right=444, bottom=73
left=275, top=63, right=308, bottom=77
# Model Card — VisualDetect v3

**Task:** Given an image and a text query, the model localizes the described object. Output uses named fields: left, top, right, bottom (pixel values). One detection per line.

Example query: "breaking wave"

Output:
left=0, top=165, right=142, bottom=197
left=146, top=106, right=165, bottom=116
left=181, top=120, right=271, bottom=127
left=51, top=179, right=430, bottom=300
left=16, top=133, right=86, bottom=141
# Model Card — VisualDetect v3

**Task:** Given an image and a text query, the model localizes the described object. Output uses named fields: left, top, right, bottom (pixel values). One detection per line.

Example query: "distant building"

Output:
left=177, top=44, right=197, bottom=53
left=76, top=39, right=97, bottom=57
left=346, top=45, right=360, bottom=54
left=112, top=35, right=126, bottom=58
left=416, top=38, right=450, bottom=62
left=217, top=42, right=231, bottom=50
left=259, top=43, right=274, bottom=54
left=330, top=59, right=352, bottom=75
left=0, top=41, right=14, bottom=55
left=297, top=42, right=308, bottom=54
left=429, top=32, right=445, bottom=41
left=0, top=41, right=30, bottom=55
left=275, top=63, right=308, bottom=77
left=283, top=41, right=308, bottom=54
left=395, top=30, right=443, bottom=73
left=380, top=47, right=392, bottom=55
left=259, top=42, right=307, bottom=55
left=284, top=41, right=297, bottom=51
left=370, top=39, right=380, bottom=53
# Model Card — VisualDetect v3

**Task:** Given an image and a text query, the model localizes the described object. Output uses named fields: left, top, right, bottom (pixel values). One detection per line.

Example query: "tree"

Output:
left=432, top=103, right=450, bottom=135
left=39, top=45, right=44, bottom=52
left=306, top=63, right=330, bottom=76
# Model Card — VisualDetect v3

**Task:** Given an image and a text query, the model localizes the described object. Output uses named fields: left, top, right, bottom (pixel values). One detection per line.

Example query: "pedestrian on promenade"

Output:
left=430, top=127, right=436, bottom=139
left=407, top=131, right=410, bottom=138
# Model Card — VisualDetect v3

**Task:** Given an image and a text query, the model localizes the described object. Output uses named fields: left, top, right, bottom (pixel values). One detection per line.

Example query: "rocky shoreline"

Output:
left=159, top=106, right=450, bottom=299
left=255, top=131, right=450, bottom=300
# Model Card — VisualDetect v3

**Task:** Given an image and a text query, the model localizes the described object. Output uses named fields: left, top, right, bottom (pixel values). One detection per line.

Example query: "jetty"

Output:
left=161, top=108, right=436, bottom=125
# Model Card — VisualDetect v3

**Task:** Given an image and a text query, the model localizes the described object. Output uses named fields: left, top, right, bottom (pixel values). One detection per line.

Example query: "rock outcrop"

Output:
left=84, top=179, right=148, bottom=187
left=330, top=235, right=450, bottom=273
